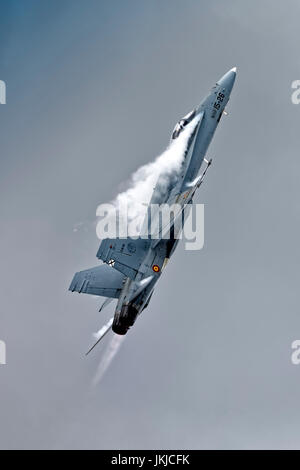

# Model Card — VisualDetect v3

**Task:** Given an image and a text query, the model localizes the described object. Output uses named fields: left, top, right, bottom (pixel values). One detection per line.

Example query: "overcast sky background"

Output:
left=1, top=0, right=300, bottom=449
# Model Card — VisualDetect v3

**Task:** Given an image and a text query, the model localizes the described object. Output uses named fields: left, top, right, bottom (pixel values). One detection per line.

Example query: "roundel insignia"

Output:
left=127, top=242, right=136, bottom=254
left=152, top=264, right=160, bottom=273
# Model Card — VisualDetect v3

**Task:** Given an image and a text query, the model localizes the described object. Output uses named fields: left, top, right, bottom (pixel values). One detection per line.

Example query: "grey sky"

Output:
left=1, top=0, right=300, bottom=449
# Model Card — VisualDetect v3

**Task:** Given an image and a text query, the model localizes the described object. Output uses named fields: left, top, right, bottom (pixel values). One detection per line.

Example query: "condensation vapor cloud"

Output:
left=96, top=115, right=200, bottom=237
left=92, top=334, right=125, bottom=386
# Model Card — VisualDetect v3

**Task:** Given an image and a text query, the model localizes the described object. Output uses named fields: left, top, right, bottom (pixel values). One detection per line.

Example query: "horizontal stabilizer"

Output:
left=69, top=264, right=126, bottom=298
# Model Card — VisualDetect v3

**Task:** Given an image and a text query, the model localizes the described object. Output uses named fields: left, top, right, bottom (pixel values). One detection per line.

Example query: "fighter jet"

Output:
left=69, top=68, right=237, bottom=353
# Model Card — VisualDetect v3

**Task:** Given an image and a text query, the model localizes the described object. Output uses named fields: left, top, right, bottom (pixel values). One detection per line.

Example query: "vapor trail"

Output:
left=92, top=334, right=125, bottom=385
left=96, top=115, right=200, bottom=237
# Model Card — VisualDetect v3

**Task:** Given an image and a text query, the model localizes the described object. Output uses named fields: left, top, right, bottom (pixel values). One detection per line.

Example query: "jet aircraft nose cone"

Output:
left=217, top=67, right=237, bottom=93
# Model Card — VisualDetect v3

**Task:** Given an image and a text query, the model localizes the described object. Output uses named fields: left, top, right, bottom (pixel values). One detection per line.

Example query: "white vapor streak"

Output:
left=92, top=334, right=125, bottom=386
left=93, top=317, right=113, bottom=339
left=97, top=115, right=200, bottom=233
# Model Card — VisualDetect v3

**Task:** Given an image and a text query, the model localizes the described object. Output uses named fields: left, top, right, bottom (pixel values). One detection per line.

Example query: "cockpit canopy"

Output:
left=171, top=108, right=196, bottom=140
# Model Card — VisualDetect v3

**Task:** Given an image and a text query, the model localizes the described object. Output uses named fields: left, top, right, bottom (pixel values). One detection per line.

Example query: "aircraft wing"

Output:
left=97, top=237, right=150, bottom=279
